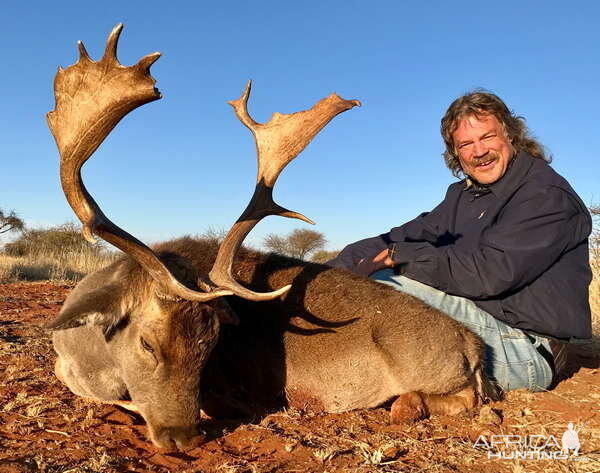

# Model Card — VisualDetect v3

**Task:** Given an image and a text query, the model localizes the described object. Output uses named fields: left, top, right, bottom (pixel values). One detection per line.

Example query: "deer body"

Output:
left=206, top=244, right=484, bottom=415
left=54, top=238, right=488, bottom=449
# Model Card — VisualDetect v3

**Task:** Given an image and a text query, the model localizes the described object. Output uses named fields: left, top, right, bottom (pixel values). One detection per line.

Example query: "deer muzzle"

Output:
left=148, top=422, right=201, bottom=450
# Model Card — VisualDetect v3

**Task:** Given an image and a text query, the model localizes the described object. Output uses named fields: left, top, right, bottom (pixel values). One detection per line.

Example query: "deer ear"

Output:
left=46, top=283, right=125, bottom=331
left=213, top=299, right=239, bottom=325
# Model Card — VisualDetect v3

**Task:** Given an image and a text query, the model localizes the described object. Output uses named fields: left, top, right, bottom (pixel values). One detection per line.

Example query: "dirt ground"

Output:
left=0, top=282, right=598, bottom=473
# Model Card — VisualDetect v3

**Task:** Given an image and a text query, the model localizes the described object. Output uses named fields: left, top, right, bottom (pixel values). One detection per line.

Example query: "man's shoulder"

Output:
left=527, top=155, right=566, bottom=182
left=523, top=155, right=579, bottom=196
left=516, top=155, right=588, bottom=213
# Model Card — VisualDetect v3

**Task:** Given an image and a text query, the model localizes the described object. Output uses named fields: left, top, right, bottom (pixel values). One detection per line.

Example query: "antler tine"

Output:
left=229, top=80, right=258, bottom=131
left=77, top=41, right=91, bottom=63
left=208, top=82, right=360, bottom=301
left=47, top=24, right=233, bottom=302
left=103, top=23, right=123, bottom=64
left=136, top=52, right=161, bottom=72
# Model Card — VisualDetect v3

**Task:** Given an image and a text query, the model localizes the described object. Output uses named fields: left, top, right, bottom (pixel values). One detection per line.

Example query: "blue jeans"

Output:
left=371, top=269, right=554, bottom=392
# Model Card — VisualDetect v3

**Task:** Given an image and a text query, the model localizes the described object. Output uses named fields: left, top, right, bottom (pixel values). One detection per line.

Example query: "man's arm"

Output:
left=327, top=188, right=455, bottom=271
left=326, top=234, right=389, bottom=270
left=386, top=186, right=592, bottom=299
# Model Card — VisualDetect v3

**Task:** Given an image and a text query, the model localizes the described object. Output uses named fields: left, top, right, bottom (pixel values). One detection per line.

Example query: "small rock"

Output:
left=477, top=405, right=502, bottom=426
left=284, top=442, right=296, bottom=452
left=382, top=444, right=405, bottom=460
left=521, top=407, right=534, bottom=417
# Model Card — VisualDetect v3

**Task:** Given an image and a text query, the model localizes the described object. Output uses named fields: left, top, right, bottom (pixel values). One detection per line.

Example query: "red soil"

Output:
left=0, top=282, right=598, bottom=473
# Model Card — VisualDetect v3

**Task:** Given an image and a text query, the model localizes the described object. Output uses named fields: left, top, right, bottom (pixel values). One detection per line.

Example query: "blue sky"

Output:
left=3, top=1, right=599, bottom=251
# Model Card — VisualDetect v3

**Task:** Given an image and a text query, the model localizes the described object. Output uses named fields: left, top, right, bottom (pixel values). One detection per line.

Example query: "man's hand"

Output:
left=355, top=248, right=394, bottom=276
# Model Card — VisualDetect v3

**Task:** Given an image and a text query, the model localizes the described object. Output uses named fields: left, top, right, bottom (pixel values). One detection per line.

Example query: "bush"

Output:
left=4, top=223, right=103, bottom=258
left=1, top=223, right=116, bottom=283
left=311, top=250, right=340, bottom=263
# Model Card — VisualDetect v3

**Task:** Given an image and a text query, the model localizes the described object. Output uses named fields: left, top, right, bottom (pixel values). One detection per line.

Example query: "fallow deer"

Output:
left=47, top=24, right=498, bottom=450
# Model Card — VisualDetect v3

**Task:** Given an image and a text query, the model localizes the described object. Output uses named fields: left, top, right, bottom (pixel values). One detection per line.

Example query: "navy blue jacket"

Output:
left=328, top=152, right=592, bottom=340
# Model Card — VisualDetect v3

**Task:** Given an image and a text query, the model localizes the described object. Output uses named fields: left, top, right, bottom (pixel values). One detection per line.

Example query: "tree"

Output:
left=263, top=234, right=289, bottom=255
left=263, top=228, right=327, bottom=260
left=0, top=208, right=25, bottom=235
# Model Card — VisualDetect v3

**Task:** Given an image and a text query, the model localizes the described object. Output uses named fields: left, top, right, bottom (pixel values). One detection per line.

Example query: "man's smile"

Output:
left=476, top=157, right=497, bottom=169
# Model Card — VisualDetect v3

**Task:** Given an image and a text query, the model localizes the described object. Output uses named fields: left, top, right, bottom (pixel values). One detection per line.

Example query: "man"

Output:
left=328, top=91, right=592, bottom=392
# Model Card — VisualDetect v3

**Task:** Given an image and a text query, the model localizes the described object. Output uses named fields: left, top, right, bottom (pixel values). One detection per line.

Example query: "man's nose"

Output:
left=472, top=140, right=488, bottom=158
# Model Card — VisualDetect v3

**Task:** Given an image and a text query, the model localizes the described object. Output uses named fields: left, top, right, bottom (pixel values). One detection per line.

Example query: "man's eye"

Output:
left=483, top=134, right=496, bottom=140
left=458, top=142, right=472, bottom=149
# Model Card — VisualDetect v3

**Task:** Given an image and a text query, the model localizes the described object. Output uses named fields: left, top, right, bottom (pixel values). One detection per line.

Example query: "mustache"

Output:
left=473, top=151, right=499, bottom=166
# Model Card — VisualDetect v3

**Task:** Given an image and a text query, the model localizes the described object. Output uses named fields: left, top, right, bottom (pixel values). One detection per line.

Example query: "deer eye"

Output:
left=140, top=337, right=155, bottom=354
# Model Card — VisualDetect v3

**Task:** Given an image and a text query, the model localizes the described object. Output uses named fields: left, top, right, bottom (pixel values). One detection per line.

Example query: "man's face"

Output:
left=452, top=114, right=514, bottom=184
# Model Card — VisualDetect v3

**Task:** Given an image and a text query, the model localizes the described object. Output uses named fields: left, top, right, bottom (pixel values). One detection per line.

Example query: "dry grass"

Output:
left=0, top=248, right=117, bottom=284
left=1, top=223, right=118, bottom=284
left=590, top=255, right=600, bottom=339
left=590, top=205, right=599, bottom=339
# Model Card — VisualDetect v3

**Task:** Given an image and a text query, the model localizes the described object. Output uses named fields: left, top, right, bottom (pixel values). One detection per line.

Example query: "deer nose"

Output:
left=151, top=424, right=201, bottom=450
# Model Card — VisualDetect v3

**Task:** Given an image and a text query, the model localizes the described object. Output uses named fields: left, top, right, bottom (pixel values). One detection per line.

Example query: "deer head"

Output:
left=47, top=24, right=359, bottom=448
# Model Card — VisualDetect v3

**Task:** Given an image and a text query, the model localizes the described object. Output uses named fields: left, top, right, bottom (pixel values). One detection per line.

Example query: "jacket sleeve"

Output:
left=327, top=188, right=455, bottom=271
left=326, top=234, right=388, bottom=269
left=391, top=186, right=592, bottom=299
left=388, top=187, right=455, bottom=245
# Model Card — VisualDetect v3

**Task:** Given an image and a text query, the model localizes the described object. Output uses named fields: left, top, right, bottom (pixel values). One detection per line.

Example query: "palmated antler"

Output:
left=47, top=24, right=233, bottom=301
left=47, top=24, right=360, bottom=303
left=207, top=81, right=361, bottom=300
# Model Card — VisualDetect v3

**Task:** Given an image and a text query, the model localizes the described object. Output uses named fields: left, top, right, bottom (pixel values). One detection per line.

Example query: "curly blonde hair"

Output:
left=441, top=90, right=551, bottom=178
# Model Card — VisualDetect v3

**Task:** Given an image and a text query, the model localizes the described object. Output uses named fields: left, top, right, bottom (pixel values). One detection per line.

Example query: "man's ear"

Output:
left=46, top=283, right=125, bottom=332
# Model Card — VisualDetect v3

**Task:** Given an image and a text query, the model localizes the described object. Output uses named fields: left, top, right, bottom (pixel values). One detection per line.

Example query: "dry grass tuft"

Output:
left=1, top=222, right=118, bottom=283
left=589, top=204, right=600, bottom=345
left=0, top=249, right=116, bottom=284
left=590, top=206, right=600, bottom=342
left=590, top=255, right=600, bottom=341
